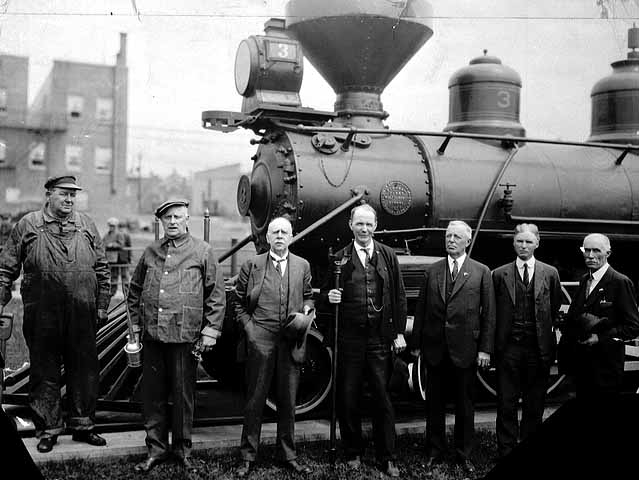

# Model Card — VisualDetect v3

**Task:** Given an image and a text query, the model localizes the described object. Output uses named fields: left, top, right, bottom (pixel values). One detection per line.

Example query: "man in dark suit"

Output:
left=410, top=220, right=495, bottom=475
left=234, top=217, right=314, bottom=476
left=492, top=223, right=562, bottom=458
left=563, top=233, right=639, bottom=397
left=325, top=203, right=407, bottom=478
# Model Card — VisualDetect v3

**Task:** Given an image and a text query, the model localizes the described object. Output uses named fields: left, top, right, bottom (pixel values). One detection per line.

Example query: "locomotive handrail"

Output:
left=284, top=124, right=639, bottom=153
left=217, top=234, right=255, bottom=263
left=468, top=144, right=519, bottom=257
left=289, top=191, right=367, bottom=247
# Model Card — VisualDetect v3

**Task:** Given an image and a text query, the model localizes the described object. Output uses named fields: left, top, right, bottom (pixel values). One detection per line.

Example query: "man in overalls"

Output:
left=0, top=175, right=110, bottom=453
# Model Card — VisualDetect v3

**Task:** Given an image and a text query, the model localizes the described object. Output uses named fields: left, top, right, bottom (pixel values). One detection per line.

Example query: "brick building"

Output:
left=0, top=33, right=130, bottom=221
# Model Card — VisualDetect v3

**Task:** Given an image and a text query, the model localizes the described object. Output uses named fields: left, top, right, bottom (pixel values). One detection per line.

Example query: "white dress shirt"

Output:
left=269, top=251, right=288, bottom=275
left=355, top=241, right=374, bottom=267
left=448, top=253, right=467, bottom=276
left=516, top=257, right=536, bottom=283
left=588, top=263, right=610, bottom=296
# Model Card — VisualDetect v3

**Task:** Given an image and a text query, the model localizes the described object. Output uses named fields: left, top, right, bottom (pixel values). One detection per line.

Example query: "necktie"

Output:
left=452, top=259, right=459, bottom=281
left=361, top=248, right=370, bottom=268
left=523, top=263, right=529, bottom=286
left=586, top=272, right=593, bottom=297
left=275, top=259, right=284, bottom=276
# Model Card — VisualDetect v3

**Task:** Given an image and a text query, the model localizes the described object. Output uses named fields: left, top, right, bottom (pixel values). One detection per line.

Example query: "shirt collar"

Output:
left=162, top=232, right=190, bottom=248
left=448, top=253, right=466, bottom=268
left=42, top=205, right=76, bottom=224
left=269, top=251, right=288, bottom=262
left=354, top=240, right=374, bottom=255
left=590, top=263, right=609, bottom=281
left=516, top=257, right=535, bottom=269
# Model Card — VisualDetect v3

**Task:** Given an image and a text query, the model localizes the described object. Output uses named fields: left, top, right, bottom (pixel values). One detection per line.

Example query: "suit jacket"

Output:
left=234, top=251, right=314, bottom=328
left=410, top=256, right=496, bottom=369
left=320, top=240, right=407, bottom=342
left=492, top=260, right=562, bottom=364
left=563, top=265, right=639, bottom=374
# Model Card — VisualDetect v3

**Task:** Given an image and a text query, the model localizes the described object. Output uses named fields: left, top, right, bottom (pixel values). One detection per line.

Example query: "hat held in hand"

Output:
left=578, top=312, right=606, bottom=334
left=284, top=308, right=315, bottom=364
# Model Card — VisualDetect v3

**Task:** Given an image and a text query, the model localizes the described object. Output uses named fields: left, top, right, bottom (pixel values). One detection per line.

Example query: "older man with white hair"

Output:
left=562, top=233, right=639, bottom=397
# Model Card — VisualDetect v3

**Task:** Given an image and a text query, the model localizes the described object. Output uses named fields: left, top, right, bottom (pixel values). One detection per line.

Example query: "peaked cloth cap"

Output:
left=44, top=175, right=82, bottom=190
left=155, top=199, right=189, bottom=218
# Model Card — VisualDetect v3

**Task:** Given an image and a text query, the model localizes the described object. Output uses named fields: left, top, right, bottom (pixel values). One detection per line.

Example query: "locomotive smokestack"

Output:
left=285, top=0, right=433, bottom=126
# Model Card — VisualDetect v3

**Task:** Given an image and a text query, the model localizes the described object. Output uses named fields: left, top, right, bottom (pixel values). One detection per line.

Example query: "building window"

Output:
left=0, top=89, right=7, bottom=115
left=96, top=97, right=113, bottom=122
left=95, top=147, right=112, bottom=174
left=67, top=95, right=84, bottom=119
left=0, top=139, right=6, bottom=166
left=28, top=142, right=46, bottom=170
left=65, top=145, right=83, bottom=172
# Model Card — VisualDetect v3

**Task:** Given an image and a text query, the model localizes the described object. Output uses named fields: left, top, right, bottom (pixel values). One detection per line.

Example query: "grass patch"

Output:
left=39, top=431, right=499, bottom=479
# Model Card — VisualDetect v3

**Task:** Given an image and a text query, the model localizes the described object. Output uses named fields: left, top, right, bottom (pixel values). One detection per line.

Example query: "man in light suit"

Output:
left=410, top=220, right=495, bottom=475
left=234, top=216, right=314, bottom=476
left=562, top=233, right=639, bottom=397
left=492, top=224, right=562, bottom=458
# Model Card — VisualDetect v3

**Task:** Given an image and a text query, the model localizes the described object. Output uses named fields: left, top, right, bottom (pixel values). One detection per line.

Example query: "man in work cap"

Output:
left=103, top=216, right=131, bottom=301
left=128, top=198, right=225, bottom=473
left=0, top=174, right=110, bottom=453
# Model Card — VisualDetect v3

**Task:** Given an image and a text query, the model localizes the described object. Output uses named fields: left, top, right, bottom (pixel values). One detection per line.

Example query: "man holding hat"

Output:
left=562, top=233, right=639, bottom=397
left=103, top=216, right=131, bottom=301
left=234, top=216, right=314, bottom=477
left=0, top=175, right=110, bottom=453
left=127, top=199, right=226, bottom=473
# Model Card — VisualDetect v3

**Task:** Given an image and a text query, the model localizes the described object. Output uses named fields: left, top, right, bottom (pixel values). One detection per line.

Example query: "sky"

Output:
left=1, top=0, right=639, bottom=177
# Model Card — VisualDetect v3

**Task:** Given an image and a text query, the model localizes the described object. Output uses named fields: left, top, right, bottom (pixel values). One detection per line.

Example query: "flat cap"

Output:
left=44, top=175, right=82, bottom=190
left=155, top=199, right=189, bottom=218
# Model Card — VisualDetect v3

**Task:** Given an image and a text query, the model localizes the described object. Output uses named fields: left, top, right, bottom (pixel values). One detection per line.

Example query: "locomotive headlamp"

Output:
left=234, top=18, right=304, bottom=113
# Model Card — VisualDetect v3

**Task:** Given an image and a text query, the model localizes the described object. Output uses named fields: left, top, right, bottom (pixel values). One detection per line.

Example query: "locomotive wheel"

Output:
left=266, top=328, right=333, bottom=415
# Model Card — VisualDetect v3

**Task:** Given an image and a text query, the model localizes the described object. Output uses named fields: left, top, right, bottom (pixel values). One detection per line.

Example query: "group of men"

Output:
left=1, top=176, right=639, bottom=478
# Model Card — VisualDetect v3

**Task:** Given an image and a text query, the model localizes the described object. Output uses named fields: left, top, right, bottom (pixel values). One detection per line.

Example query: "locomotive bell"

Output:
left=234, top=18, right=304, bottom=114
left=589, top=25, right=639, bottom=145
left=445, top=50, right=525, bottom=137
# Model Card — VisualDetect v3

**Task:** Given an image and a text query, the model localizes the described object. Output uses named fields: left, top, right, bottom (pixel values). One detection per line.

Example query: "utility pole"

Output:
left=137, top=152, right=142, bottom=213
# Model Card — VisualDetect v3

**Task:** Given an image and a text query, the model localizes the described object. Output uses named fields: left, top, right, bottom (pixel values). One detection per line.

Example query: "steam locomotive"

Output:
left=4, top=0, right=639, bottom=425
left=201, top=0, right=639, bottom=409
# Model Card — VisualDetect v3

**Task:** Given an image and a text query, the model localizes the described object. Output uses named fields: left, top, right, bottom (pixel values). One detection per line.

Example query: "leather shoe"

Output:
left=134, top=456, right=165, bottom=473
left=237, top=461, right=253, bottom=477
left=346, top=456, right=361, bottom=469
left=285, top=460, right=311, bottom=474
left=72, top=431, right=107, bottom=446
left=382, top=460, right=400, bottom=477
left=459, top=458, right=476, bottom=475
left=36, top=436, right=57, bottom=453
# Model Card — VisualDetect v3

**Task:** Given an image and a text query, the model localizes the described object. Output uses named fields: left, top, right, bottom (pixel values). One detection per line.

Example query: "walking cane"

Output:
left=328, top=248, right=347, bottom=464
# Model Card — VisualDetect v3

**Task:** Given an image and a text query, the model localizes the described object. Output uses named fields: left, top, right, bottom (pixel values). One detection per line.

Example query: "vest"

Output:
left=252, top=259, right=290, bottom=333
left=341, top=252, right=383, bottom=335
left=511, top=270, right=537, bottom=345
left=446, top=263, right=456, bottom=301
